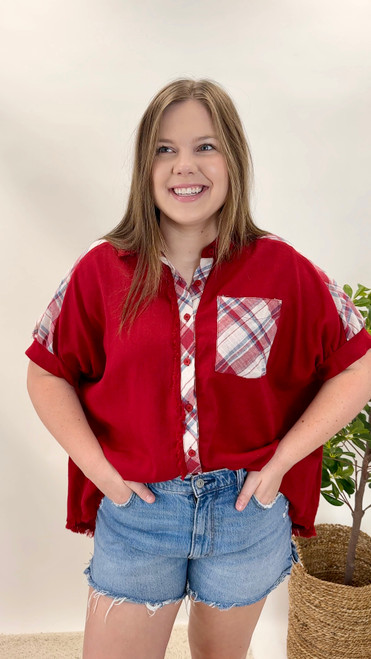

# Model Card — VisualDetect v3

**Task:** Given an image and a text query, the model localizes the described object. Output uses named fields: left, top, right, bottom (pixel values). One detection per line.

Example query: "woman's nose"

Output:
left=172, top=151, right=197, bottom=175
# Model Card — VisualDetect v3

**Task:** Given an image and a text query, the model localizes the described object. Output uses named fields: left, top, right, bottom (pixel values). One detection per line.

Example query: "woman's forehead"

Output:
left=158, top=99, right=215, bottom=136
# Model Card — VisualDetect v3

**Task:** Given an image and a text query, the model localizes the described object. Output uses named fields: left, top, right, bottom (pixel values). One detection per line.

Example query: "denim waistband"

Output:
left=147, top=468, right=246, bottom=496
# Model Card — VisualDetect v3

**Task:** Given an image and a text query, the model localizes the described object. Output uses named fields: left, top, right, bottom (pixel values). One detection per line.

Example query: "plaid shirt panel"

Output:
left=161, top=255, right=214, bottom=474
left=305, top=256, right=365, bottom=343
left=327, top=282, right=365, bottom=340
left=32, top=240, right=106, bottom=354
left=215, top=296, right=282, bottom=378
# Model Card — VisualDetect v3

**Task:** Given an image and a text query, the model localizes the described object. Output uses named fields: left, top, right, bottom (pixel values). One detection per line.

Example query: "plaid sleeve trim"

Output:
left=326, top=281, right=365, bottom=340
left=215, top=296, right=282, bottom=379
left=32, top=240, right=106, bottom=354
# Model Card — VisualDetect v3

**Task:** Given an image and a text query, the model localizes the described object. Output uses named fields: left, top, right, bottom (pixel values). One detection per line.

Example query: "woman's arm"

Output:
left=236, top=349, right=371, bottom=510
left=27, top=361, right=155, bottom=504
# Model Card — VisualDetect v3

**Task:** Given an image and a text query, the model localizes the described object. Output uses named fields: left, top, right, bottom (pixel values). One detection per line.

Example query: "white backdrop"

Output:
left=1, top=1, right=370, bottom=657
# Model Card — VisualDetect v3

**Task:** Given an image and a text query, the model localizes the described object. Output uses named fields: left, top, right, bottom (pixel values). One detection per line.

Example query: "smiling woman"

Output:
left=101, top=78, right=264, bottom=327
left=152, top=99, right=229, bottom=283
left=25, top=78, right=371, bottom=659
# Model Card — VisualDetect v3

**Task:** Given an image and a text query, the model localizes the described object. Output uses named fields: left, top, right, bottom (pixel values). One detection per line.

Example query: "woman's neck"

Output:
left=160, top=217, right=217, bottom=274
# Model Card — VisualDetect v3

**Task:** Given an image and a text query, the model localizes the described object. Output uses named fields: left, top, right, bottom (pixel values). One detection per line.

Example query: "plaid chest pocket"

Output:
left=215, top=296, right=282, bottom=378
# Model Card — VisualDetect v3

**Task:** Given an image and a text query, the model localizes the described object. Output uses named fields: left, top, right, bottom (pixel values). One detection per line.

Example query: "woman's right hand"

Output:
left=104, top=479, right=155, bottom=506
left=26, top=363, right=156, bottom=506
left=92, top=455, right=157, bottom=506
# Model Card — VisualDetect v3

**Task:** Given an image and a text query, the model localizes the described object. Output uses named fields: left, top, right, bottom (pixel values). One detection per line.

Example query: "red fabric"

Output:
left=25, top=238, right=371, bottom=538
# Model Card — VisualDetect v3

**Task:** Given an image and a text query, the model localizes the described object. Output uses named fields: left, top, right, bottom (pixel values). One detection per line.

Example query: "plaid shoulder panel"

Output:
left=215, top=296, right=282, bottom=379
left=311, top=264, right=365, bottom=341
left=326, top=281, right=365, bottom=340
left=32, top=240, right=107, bottom=354
left=259, top=234, right=292, bottom=245
left=261, top=239, right=364, bottom=342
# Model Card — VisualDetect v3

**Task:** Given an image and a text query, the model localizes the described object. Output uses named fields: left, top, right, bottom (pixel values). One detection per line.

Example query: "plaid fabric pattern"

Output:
left=310, top=260, right=365, bottom=341
left=215, top=296, right=282, bottom=378
left=32, top=241, right=106, bottom=354
left=327, top=281, right=365, bottom=340
left=161, top=255, right=214, bottom=474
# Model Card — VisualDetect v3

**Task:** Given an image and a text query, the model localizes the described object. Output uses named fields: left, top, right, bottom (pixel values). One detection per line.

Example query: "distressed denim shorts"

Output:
left=84, top=468, right=298, bottom=613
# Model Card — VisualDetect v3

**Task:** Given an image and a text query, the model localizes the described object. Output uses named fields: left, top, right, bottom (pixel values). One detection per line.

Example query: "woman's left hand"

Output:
left=235, top=467, right=284, bottom=511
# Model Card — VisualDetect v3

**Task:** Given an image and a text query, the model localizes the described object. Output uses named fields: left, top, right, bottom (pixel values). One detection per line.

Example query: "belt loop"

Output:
left=236, top=468, right=245, bottom=493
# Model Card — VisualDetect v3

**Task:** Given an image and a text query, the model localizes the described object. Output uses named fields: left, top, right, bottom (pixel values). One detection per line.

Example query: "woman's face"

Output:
left=152, top=99, right=229, bottom=236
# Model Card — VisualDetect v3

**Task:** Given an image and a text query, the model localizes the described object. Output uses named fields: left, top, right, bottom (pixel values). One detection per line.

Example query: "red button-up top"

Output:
left=26, top=236, right=371, bottom=537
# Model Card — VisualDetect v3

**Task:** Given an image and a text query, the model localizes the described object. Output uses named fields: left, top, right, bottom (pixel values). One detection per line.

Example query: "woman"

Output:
left=26, top=79, right=371, bottom=659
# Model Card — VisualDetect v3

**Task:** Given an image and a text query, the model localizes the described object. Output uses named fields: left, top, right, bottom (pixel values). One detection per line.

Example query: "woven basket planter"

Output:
left=287, top=524, right=371, bottom=659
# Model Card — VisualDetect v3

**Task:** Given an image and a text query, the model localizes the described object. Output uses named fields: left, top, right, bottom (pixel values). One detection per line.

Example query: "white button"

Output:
left=195, top=478, right=205, bottom=488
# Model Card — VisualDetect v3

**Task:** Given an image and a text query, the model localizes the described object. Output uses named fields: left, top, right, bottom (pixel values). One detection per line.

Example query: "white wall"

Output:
left=1, top=1, right=370, bottom=657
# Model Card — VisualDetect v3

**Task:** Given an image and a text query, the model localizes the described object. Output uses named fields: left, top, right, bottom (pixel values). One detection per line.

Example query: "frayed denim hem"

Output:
left=84, top=564, right=185, bottom=622
left=187, top=587, right=243, bottom=611
left=187, top=543, right=299, bottom=612
left=187, top=568, right=289, bottom=610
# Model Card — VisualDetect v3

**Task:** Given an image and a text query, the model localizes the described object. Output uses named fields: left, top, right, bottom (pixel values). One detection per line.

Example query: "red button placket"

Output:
left=179, top=285, right=202, bottom=472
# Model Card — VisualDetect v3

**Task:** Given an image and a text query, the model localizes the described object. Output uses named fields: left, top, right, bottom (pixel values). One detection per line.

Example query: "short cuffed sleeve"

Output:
left=317, top=327, right=371, bottom=380
left=26, top=241, right=107, bottom=387
left=308, top=262, right=371, bottom=380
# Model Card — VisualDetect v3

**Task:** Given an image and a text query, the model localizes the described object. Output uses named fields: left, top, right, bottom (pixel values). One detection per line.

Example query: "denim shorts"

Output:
left=84, top=468, right=298, bottom=613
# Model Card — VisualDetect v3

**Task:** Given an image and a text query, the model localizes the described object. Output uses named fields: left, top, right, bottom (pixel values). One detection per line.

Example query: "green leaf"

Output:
left=354, top=284, right=369, bottom=295
left=321, top=469, right=331, bottom=488
left=332, top=483, right=340, bottom=498
left=353, top=301, right=368, bottom=311
left=351, top=438, right=367, bottom=451
left=338, top=478, right=355, bottom=496
left=340, top=465, right=355, bottom=477
left=328, top=459, right=339, bottom=474
left=336, top=458, right=354, bottom=469
left=349, top=418, right=366, bottom=433
left=321, top=492, right=344, bottom=506
left=323, top=457, right=353, bottom=474
left=343, top=284, right=353, bottom=298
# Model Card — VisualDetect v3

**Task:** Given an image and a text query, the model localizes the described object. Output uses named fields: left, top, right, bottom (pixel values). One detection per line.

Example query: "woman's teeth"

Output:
left=172, top=186, right=204, bottom=196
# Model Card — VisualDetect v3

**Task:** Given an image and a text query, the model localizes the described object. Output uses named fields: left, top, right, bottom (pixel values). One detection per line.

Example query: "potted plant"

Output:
left=287, top=284, right=371, bottom=659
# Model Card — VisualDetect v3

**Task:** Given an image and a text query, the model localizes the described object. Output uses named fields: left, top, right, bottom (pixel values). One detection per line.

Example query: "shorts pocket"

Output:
left=252, top=491, right=284, bottom=510
left=215, top=296, right=282, bottom=378
left=106, top=491, right=136, bottom=508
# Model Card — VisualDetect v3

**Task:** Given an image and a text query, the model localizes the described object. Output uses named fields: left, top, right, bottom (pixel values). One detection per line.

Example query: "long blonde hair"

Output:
left=104, top=78, right=267, bottom=327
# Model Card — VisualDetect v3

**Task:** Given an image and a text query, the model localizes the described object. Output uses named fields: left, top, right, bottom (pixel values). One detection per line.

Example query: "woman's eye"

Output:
left=156, top=146, right=173, bottom=154
left=198, top=143, right=215, bottom=152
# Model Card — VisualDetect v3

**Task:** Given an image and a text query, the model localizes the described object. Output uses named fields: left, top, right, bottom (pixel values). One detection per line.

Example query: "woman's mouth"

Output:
left=170, top=185, right=208, bottom=202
